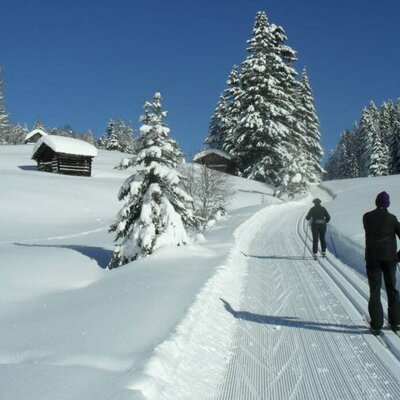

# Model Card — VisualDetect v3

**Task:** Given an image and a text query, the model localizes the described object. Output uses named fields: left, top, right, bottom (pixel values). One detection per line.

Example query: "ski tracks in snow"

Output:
left=213, top=201, right=400, bottom=399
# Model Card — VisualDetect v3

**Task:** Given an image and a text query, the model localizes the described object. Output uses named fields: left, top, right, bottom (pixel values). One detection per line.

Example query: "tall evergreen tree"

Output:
left=296, top=68, right=324, bottom=182
left=108, top=92, right=194, bottom=268
left=0, top=68, right=11, bottom=143
left=232, top=12, right=298, bottom=186
left=205, top=65, right=242, bottom=153
left=205, top=96, right=229, bottom=150
left=388, top=100, right=400, bottom=174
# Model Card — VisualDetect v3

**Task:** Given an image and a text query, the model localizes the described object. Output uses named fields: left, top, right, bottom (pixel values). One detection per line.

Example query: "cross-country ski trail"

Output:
left=212, top=197, right=400, bottom=400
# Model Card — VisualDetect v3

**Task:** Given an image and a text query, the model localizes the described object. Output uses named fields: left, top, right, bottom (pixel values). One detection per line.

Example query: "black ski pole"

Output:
left=329, top=230, right=338, bottom=257
left=303, top=221, right=309, bottom=260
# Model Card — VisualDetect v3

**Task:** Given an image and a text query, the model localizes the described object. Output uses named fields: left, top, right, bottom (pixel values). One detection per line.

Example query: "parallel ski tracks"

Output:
left=297, top=212, right=400, bottom=360
left=213, top=204, right=400, bottom=400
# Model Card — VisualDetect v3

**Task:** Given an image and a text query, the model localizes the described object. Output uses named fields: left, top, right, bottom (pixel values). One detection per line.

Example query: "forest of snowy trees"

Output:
left=325, top=99, right=400, bottom=180
left=205, top=11, right=324, bottom=195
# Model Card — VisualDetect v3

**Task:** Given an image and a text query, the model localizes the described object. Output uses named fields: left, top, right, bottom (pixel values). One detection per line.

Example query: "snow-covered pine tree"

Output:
left=205, top=65, right=242, bottom=153
left=359, top=102, right=389, bottom=176
left=380, top=99, right=395, bottom=144
left=296, top=68, right=324, bottom=183
left=232, top=12, right=299, bottom=187
left=205, top=96, right=229, bottom=150
left=105, top=119, right=122, bottom=151
left=334, top=130, right=359, bottom=179
left=388, top=99, right=400, bottom=174
left=32, top=117, right=45, bottom=131
left=220, top=65, right=243, bottom=155
left=108, top=92, right=194, bottom=268
left=0, top=68, right=11, bottom=143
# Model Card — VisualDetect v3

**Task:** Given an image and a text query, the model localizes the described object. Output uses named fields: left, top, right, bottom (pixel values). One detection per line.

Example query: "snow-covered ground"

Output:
left=0, top=145, right=277, bottom=400
left=2, top=145, right=400, bottom=400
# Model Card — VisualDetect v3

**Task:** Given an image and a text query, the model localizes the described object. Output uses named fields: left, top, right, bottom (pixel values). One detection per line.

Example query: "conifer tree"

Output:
left=0, top=68, right=11, bottom=143
left=205, top=65, right=242, bottom=153
left=220, top=65, right=243, bottom=154
left=232, top=12, right=298, bottom=186
left=296, top=68, right=324, bottom=182
left=205, top=96, right=228, bottom=150
left=105, top=120, right=121, bottom=151
left=108, top=92, right=194, bottom=268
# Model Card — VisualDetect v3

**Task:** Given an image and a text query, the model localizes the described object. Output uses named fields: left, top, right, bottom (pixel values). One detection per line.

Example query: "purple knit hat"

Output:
left=375, top=191, right=390, bottom=208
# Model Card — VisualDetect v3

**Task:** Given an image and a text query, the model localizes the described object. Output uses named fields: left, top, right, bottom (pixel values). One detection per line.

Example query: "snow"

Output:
left=24, top=128, right=48, bottom=141
left=2, top=145, right=400, bottom=399
left=32, top=135, right=98, bottom=158
left=193, top=148, right=233, bottom=161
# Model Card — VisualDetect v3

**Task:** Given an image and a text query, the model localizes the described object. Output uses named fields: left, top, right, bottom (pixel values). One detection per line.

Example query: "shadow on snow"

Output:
left=240, top=251, right=314, bottom=261
left=221, top=299, right=366, bottom=334
left=14, top=243, right=111, bottom=269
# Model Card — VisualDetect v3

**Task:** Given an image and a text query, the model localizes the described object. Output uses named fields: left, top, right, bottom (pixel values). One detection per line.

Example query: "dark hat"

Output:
left=313, top=198, right=321, bottom=205
left=375, top=191, right=390, bottom=208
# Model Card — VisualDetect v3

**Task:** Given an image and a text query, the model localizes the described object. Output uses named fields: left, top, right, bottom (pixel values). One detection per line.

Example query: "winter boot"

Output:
left=369, top=324, right=381, bottom=336
left=322, top=252, right=326, bottom=258
left=313, top=253, right=317, bottom=260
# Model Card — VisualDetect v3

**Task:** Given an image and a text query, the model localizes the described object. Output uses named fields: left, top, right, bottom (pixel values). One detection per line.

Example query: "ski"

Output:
left=362, top=316, right=388, bottom=348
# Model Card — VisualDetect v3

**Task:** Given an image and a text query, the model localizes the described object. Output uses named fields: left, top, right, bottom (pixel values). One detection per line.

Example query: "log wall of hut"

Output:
left=195, top=153, right=235, bottom=174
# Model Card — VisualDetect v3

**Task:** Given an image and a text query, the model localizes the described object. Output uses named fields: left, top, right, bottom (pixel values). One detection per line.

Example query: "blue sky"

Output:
left=2, top=0, right=400, bottom=161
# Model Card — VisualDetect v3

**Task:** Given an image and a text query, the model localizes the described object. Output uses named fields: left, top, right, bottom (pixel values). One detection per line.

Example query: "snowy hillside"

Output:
left=0, top=145, right=278, bottom=400
left=2, top=145, right=400, bottom=400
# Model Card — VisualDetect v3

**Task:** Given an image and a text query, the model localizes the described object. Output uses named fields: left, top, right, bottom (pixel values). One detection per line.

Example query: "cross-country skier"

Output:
left=305, top=198, right=331, bottom=260
left=363, top=191, right=400, bottom=335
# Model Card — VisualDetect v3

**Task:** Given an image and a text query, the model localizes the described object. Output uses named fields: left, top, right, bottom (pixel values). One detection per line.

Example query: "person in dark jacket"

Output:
left=306, top=198, right=331, bottom=259
left=363, top=191, right=400, bottom=334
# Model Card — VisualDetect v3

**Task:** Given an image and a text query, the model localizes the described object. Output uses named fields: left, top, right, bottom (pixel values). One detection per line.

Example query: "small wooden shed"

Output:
left=193, top=149, right=236, bottom=174
left=32, top=136, right=98, bottom=176
left=24, top=128, right=48, bottom=144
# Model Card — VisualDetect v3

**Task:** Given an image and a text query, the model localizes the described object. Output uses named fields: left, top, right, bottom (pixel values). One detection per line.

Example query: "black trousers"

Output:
left=366, top=260, right=400, bottom=330
left=311, top=224, right=327, bottom=254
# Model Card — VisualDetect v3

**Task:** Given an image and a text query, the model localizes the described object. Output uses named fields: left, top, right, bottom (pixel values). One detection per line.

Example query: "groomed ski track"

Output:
left=212, top=195, right=400, bottom=400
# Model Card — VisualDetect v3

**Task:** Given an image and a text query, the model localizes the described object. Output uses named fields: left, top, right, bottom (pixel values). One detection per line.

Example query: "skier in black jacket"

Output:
left=363, top=191, right=400, bottom=334
left=306, top=198, right=331, bottom=259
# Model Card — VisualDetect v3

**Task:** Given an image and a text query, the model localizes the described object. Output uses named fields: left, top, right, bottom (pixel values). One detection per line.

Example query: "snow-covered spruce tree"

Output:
left=358, top=102, right=389, bottom=177
left=105, top=120, right=121, bottom=151
left=0, top=68, right=11, bottom=143
left=108, top=92, right=194, bottom=268
left=388, top=100, right=400, bottom=174
left=220, top=65, right=243, bottom=155
left=274, top=153, right=308, bottom=197
left=296, top=68, right=324, bottom=183
left=205, top=96, right=229, bottom=150
left=333, top=130, right=359, bottom=179
left=205, top=65, right=242, bottom=153
left=231, top=12, right=300, bottom=187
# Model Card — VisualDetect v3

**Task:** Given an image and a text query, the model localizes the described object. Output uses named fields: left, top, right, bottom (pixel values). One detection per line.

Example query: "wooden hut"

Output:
left=24, top=128, right=48, bottom=144
left=193, top=149, right=236, bottom=174
left=32, top=136, right=98, bottom=176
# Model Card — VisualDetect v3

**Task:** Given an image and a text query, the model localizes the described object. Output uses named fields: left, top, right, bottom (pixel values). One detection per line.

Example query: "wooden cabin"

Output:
left=24, top=128, right=48, bottom=144
left=32, top=136, right=98, bottom=177
left=193, top=149, right=236, bottom=174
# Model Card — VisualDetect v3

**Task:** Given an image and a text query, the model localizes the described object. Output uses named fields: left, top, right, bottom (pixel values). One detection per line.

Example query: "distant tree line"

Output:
left=204, top=11, right=324, bottom=196
left=325, top=100, right=400, bottom=180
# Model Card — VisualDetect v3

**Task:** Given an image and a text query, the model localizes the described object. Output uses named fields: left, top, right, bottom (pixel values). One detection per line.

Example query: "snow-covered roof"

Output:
left=32, top=135, right=98, bottom=158
left=24, top=128, right=48, bottom=141
left=193, top=149, right=233, bottom=161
